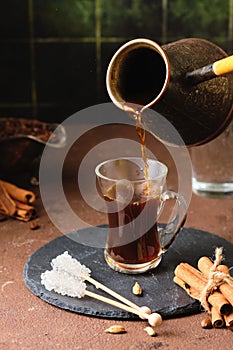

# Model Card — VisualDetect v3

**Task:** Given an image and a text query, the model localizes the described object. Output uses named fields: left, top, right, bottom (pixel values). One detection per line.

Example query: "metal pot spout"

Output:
left=106, top=38, right=233, bottom=146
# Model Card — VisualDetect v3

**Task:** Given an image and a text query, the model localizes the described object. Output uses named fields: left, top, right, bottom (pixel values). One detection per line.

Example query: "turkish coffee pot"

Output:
left=106, top=38, right=233, bottom=146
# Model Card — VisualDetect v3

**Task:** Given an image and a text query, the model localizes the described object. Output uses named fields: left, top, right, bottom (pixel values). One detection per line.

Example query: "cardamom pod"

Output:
left=132, top=281, right=143, bottom=295
left=144, top=326, right=157, bottom=336
left=104, top=325, right=126, bottom=334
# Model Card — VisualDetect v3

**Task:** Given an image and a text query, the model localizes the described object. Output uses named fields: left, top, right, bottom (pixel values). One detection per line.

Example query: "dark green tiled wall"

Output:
left=167, top=0, right=229, bottom=44
left=34, top=1, right=96, bottom=37
left=0, top=0, right=232, bottom=123
left=35, top=43, right=97, bottom=102
left=0, top=43, right=31, bottom=103
left=101, top=0, right=162, bottom=38
left=0, top=0, right=29, bottom=39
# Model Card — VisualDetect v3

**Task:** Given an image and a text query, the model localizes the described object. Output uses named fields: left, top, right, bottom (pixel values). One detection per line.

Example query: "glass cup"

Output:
left=95, top=157, right=187, bottom=274
left=191, top=123, right=233, bottom=198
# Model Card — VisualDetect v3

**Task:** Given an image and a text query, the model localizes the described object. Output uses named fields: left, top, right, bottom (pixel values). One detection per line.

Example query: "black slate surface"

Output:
left=23, top=226, right=233, bottom=320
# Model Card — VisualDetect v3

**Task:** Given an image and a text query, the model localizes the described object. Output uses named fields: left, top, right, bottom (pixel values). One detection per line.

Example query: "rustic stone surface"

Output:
left=24, top=226, right=233, bottom=319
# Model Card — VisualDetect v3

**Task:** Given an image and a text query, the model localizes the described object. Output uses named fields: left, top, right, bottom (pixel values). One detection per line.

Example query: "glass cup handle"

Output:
left=157, top=190, right=187, bottom=253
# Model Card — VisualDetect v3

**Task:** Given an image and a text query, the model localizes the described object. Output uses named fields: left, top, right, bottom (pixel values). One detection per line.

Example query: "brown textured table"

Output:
left=1, top=186, right=233, bottom=350
left=1, top=124, right=233, bottom=350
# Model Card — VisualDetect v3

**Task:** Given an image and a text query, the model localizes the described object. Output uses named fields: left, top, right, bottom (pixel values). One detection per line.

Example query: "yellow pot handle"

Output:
left=213, top=55, right=233, bottom=76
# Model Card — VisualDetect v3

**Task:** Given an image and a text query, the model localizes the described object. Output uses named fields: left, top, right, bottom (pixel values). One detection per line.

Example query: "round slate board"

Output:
left=23, top=226, right=233, bottom=319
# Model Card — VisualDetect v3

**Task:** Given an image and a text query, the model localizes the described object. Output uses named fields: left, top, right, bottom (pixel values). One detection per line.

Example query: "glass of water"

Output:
left=191, top=121, right=233, bottom=197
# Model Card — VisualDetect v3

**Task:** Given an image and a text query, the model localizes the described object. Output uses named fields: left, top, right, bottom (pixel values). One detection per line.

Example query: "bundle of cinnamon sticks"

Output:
left=0, top=179, right=36, bottom=222
left=174, top=249, right=233, bottom=330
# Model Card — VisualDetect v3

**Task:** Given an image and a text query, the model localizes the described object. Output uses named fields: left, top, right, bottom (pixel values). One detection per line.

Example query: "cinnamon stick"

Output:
left=224, top=311, right=233, bottom=327
left=13, top=200, right=36, bottom=221
left=174, top=263, right=233, bottom=315
left=0, top=182, right=16, bottom=216
left=219, top=284, right=233, bottom=308
left=208, top=292, right=232, bottom=316
left=174, top=263, right=207, bottom=292
left=0, top=179, right=37, bottom=221
left=198, top=256, right=233, bottom=306
left=217, top=265, right=231, bottom=274
left=211, top=306, right=225, bottom=328
left=15, top=201, right=36, bottom=215
left=174, top=250, right=233, bottom=331
left=173, top=276, right=200, bottom=300
left=197, top=257, right=229, bottom=276
left=0, top=180, right=36, bottom=204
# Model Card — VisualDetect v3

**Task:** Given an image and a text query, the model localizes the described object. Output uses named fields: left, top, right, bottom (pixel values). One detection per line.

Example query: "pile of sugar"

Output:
left=41, top=251, right=91, bottom=298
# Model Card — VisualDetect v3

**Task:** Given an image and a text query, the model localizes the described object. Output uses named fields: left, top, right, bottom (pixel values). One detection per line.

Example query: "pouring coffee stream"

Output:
left=106, top=38, right=233, bottom=147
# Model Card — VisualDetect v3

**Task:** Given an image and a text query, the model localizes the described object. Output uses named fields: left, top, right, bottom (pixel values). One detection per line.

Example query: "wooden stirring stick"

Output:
left=41, top=257, right=163, bottom=327
left=84, top=275, right=151, bottom=318
left=84, top=289, right=162, bottom=327
left=41, top=251, right=162, bottom=325
left=50, top=251, right=152, bottom=319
